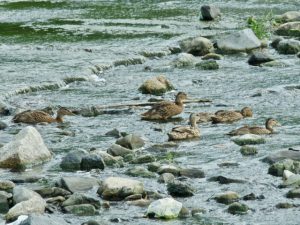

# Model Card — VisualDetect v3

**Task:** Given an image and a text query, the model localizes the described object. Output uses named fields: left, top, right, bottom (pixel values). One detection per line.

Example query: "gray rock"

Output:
left=195, top=60, right=219, bottom=70
left=64, top=204, right=97, bottom=216
left=81, top=220, right=102, bottom=225
left=276, top=22, right=300, bottom=37
left=35, top=187, right=71, bottom=198
left=217, top=29, right=261, bottom=53
left=0, top=191, right=10, bottom=213
left=271, top=37, right=284, bottom=49
left=62, top=193, right=100, bottom=209
left=167, top=181, right=194, bottom=197
left=200, top=5, right=221, bottom=21
left=138, top=75, right=174, bottom=96
left=107, top=144, right=133, bottom=157
left=263, top=150, right=300, bottom=164
left=60, top=150, right=89, bottom=171
left=275, top=11, right=300, bottom=23
left=6, top=187, right=46, bottom=221
left=158, top=173, right=175, bottom=183
left=280, top=174, right=300, bottom=188
left=19, top=214, right=69, bottom=225
left=268, top=159, right=300, bottom=176
left=240, top=146, right=258, bottom=155
left=286, top=188, right=300, bottom=198
left=125, top=166, right=156, bottom=178
left=97, top=177, right=144, bottom=201
left=130, top=154, right=156, bottom=164
left=0, top=126, right=52, bottom=169
left=81, top=154, right=105, bottom=171
left=231, top=134, right=266, bottom=146
left=228, top=202, right=249, bottom=215
left=0, top=180, right=15, bottom=192
left=105, top=128, right=122, bottom=138
left=0, top=121, right=7, bottom=130
left=157, top=165, right=180, bottom=176
left=146, top=198, right=182, bottom=219
left=202, top=53, right=222, bottom=60
left=208, top=176, right=246, bottom=184
left=59, top=176, right=100, bottom=193
left=124, top=194, right=143, bottom=201
left=147, top=162, right=161, bottom=172
left=179, top=168, right=205, bottom=178
left=276, top=202, right=295, bottom=208
left=248, top=52, right=274, bottom=66
left=215, top=191, right=240, bottom=204
left=92, top=150, right=122, bottom=166
left=0, top=102, right=10, bottom=116
left=173, top=53, right=196, bottom=68
left=115, top=134, right=145, bottom=150
left=180, top=37, right=213, bottom=56
left=277, top=39, right=300, bottom=54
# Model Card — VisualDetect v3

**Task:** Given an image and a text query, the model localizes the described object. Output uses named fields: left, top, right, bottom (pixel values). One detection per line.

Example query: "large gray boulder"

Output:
left=60, top=150, right=89, bottom=171
left=138, top=75, right=174, bottom=96
left=146, top=198, right=182, bottom=219
left=0, top=126, right=51, bottom=169
left=217, top=29, right=261, bottom=53
left=6, top=187, right=46, bottom=221
left=58, top=176, right=100, bottom=193
left=62, top=193, right=100, bottom=209
left=275, top=11, right=300, bottom=23
left=200, top=5, right=221, bottom=21
left=107, top=144, right=133, bottom=157
left=180, top=37, right=214, bottom=56
left=97, top=177, right=144, bottom=200
left=277, top=39, right=300, bottom=54
left=248, top=52, right=274, bottom=66
left=276, top=22, right=300, bottom=37
left=19, top=214, right=69, bottom=225
left=115, top=134, right=145, bottom=150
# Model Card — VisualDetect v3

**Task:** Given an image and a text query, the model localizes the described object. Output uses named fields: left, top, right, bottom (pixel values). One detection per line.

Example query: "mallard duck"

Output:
left=141, top=92, right=187, bottom=120
left=211, top=107, right=253, bottom=123
left=195, top=112, right=215, bottom=123
left=168, top=113, right=200, bottom=140
left=227, top=118, right=280, bottom=136
left=12, top=107, right=74, bottom=124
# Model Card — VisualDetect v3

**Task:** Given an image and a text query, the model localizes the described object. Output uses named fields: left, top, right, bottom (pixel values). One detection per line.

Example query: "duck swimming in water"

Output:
left=12, top=107, right=75, bottom=124
left=227, top=118, right=280, bottom=136
left=141, top=92, right=187, bottom=120
left=168, top=113, right=200, bottom=141
left=211, top=107, right=253, bottom=123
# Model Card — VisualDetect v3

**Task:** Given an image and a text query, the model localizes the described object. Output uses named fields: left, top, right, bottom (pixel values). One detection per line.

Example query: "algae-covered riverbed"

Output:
left=0, top=0, right=300, bottom=225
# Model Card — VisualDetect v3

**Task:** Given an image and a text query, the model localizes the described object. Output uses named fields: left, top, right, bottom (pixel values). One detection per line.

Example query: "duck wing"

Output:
left=141, top=101, right=178, bottom=119
left=13, top=110, right=53, bottom=124
left=227, top=126, right=250, bottom=136
left=248, top=126, right=271, bottom=134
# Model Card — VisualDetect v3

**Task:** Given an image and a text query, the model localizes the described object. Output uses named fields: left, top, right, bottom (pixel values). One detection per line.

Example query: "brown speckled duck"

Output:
left=227, top=118, right=280, bottom=136
left=195, top=112, right=215, bottom=123
left=211, top=107, right=253, bottom=123
left=168, top=113, right=200, bottom=140
left=141, top=92, right=187, bottom=120
left=12, top=107, right=74, bottom=124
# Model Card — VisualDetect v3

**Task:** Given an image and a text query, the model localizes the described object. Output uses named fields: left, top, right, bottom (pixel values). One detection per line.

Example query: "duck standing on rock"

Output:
left=12, top=107, right=75, bottom=124
left=211, top=107, right=253, bottom=123
left=168, top=113, right=200, bottom=141
left=227, top=118, right=280, bottom=136
left=141, top=92, right=187, bottom=120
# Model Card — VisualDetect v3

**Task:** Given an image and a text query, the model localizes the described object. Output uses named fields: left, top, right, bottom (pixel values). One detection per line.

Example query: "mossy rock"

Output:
left=215, top=191, right=240, bottom=205
left=195, top=60, right=219, bottom=70
left=139, top=75, right=174, bottom=96
left=240, top=146, right=258, bottom=156
left=228, top=202, right=249, bottom=215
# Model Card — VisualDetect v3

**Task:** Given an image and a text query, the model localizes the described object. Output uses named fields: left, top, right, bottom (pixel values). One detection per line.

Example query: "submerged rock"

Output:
left=200, top=5, right=221, bottom=21
left=146, top=198, right=182, bottom=219
left=286, top=188, right=300, bottom=198
left=277, top=39, right=300, bottom=54
left=62, top=193, right=100, bottom=209
left=248, top=52, right=274, bottom=66
left=97, top=177, right=144, bottom=201
left=263, top=150, right=300, bottom=164
left=231, top=134, right=265, bottom=146
left=276, top=22, right=300, bottom=37
left=64, top=204, right=97, bottom=216
left=81, top=154, right=105, bottom=171
left=195, top=60, right=219, bottom=70
left=115, top=134, right=145, bottom=150
left=0, top=191, right=10, bottom=213
left=125, top=166, right=156, bottom=178
left=208, top=176, right=246, bottom=184
left=180, top=37, right=214, bottom=56
left=217, top=29, right=261, bottom=53
left=202, top=53, right=222, bottom=60
left=0, top=126, right=52, bottom=170
left=138, top=75, right=174, bottom=95
left=158, top=173, right=175, bottom=184
left=276, top=202, right=295, bottom=208
left=240, top=146, right=258, bottom=155
left=215, top=191, right=240, bottom=204
left=35, top=187, right=71, bottom=198
left=173, top=53, right=196, bottom=68
left=0, top=121, right=7, bottom=130
left=107, top=144, right=133, bottom=157
left=157, top=165, right=180, bottom=176
left=179, top=168, right=205, bottom=178
left=92, top=150, right=123, bottom=167
left=268, top=159, right=300, bottom=176
left=167, top=181, right=194, bottom=197
left=227, top=202, right=249, bottom=215
left=130, top=154, right=156, bottom=164
left=19, top=214, right=70, bottom=225
left=60, top=150, right=89, bottom=171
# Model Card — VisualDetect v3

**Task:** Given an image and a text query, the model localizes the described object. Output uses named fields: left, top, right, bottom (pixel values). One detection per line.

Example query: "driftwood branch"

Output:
left=93, top=99, right=212, bottom=110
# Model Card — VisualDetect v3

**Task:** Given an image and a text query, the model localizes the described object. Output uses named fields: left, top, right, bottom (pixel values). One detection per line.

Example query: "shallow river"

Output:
left=0, top=0, right=300, bottom=224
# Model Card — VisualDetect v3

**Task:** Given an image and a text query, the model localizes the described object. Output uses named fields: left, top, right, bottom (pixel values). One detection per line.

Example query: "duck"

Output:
left=12, top=107, right=75, bottom=124
left=195, top=112, right=215, bottom=123
left=141, top=92, right=187, bottom=120
left=227, top=118, right=280, bottom=136
left=211, top=107, right=253, bottom=123
left=168, top=113, right=200, bottom=140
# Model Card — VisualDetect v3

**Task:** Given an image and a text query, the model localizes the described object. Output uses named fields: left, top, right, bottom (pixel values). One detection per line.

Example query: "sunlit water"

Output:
left=0, top=0, right=300, bottom=224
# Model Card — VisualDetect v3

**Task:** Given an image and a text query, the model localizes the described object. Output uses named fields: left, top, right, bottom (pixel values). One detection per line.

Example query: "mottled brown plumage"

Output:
left=141, top=92, right=187, bottom=120
left=211, top=107, right=253, bottom=123
left=12, top=107, right=74, bottom=124
left=195, top=112, right=215, bottom=123
left=227, top=118, right=280, bottom=136
left=168, top=113, right=200, bottom=140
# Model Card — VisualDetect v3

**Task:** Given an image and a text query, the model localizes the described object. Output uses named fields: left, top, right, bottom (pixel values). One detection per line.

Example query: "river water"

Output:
left=0, top=0, right=300, bottom=224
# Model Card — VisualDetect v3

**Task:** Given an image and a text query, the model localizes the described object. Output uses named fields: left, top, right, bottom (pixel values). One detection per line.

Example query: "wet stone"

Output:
left=240, top=146, right=258, bottom=156
left=146, top=198, right=183, bottom=219
left=263, top=150, right=300, bottom=164
left=202, top=53, right=222, bottom=60
left=158, top=173, right=175, bottom=184
left=107, top=144, right=133, bottom=157
left=276, top=202, right=295, bottom=208
left=200, top=5, right=221, bottom=20
left=58, top=176, right=100, bottom=193
left=248, top=52, right=274, bottom=66
left=19, top=214, right=70, bottom=225
left=195, top=60, right=219, bottom=70
left=60, top=150, right=89, bottom=171
left=130, top=154, right=156, bottom=164
left=179, top=168, right=205, bottom=178
left=286, top=188, right=300, bottom=198
left=125, top=166, right=156, bottom=178
left=0, top=180, right=15, bottom=192
left=0, top=121, right=7, bottom=130
left=64, top=204, right=97, bottom=216
left=167, top=181, right=194, bottom=197
left=215, top=191, right=240, bottom=204
left=81, top=220, right=102, bottom=225
left=157, top=165, right=180, bottom=176
left=105, top=128, right=122, bottom=138
left=81, top=154, right=105, bottom=171
left=228, top=202, right=249, bottom=215
left=191, top=208, right=206, bottom=216
left=208, top=176, right=246, bottom=184
left=268, top=159, right=300, bottom=177
left=62, top=193, right=101, bottom=209
left=35, top=187, right=71, bottom=198
left=231, top=134, right=265, bottom=146
left=115, top=134, right=145, bottom=150
left=242, top=193, right=265, bottom=201
left=0, top=191, right=10, bottom=213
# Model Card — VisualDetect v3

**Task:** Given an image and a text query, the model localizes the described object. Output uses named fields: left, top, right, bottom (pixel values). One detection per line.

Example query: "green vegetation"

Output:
left=0, top=1, right=70, bottom=9
left=247, top=11, right=275, bottom=39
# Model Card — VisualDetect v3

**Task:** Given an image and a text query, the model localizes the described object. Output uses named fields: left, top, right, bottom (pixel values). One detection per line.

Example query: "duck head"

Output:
left=241, top=107, right=253, bottom=117
left=175, top=92, right=188, bottom=104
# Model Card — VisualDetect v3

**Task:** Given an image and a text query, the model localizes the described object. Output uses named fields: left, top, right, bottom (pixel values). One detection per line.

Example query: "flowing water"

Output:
left=0, top=0, right=300, bottom=224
